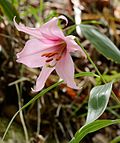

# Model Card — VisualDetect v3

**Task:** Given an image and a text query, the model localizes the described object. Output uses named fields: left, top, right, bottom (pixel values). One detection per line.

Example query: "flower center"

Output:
left=41, top=41, right=66, bottom=67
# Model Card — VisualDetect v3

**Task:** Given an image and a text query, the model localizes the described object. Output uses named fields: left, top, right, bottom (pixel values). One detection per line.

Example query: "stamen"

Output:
left=56, top=55, right=62, bottom=61
left=42, top=42, right=66, bottom=65
left=47, top=52, right=58, bottom=57
left=41, top=53, right=50, bottom=57
left=46, top=58, right=53, bottom=62
left=41, top=51, right=58, bottom=58
left=55, top=46, right=65, bottom=61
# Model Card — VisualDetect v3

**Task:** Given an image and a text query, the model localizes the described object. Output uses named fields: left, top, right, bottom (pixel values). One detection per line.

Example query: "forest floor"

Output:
left=0, top=0, right=120, bottom=143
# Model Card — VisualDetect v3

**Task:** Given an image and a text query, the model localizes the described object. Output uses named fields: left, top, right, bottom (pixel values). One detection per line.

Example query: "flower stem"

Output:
left=77, top=39, right=120, bottom=104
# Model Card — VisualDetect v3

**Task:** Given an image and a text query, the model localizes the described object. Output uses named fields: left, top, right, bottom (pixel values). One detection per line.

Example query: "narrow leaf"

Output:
left=80, top=24, right=120, bottom=64
left=2, top=71, right=96, bottom=141
left=69, top=119, right=120, bottom=143
left=75, top=72, right=99, bottom=78
left=110, top=136, right=120, bottom=143
left=69, top=82, right=113, bottom=143
left=86, top=82, right=113, bottom=124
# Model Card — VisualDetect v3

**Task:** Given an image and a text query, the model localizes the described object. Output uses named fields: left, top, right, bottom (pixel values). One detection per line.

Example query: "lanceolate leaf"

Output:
left=69, top=82, right=113, bottom=143
left=2, top=71, right=97, bottom=141
left=69, top=119, right=120, bottom=143
left=86, top=82, right=113, bottom=124
left=75, top=72, right=99, bottom=78
left=80, top=24, right=120, bottom=64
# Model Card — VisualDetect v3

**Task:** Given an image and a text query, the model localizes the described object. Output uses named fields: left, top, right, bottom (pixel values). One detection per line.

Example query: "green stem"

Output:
left=16, top=84, right=29, bottom=143
left=77, top=39, right=120, bottom=104
left=2, top=71, right=98, bottom=141
left=1, top=81, right=62, bottom=141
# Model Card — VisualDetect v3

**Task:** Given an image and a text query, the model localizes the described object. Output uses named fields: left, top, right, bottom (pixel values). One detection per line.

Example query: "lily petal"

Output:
left=14, top=16, right=67, bottom=42
left=17, top=53, right=45, bottom=68
left=14, top=17, right=43, bottom=39
left=65, top=36, right=86, bottom=58
left=17, top=39, right=58, bottom=68
left=33, top=66, right=55, bottom=92
left=40, top=16, right=68, bottom=40
left=56, top=52, right=78, bottom=89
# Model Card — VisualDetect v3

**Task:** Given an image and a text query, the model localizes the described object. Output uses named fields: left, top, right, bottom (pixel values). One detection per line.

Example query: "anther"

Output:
left=41, top=52, right=58, bottom=58
left=41, top=53, right=49, bottom=57
left=47, top=52, right=58, bottom=57
left=46, top=58, right=53, bottom=62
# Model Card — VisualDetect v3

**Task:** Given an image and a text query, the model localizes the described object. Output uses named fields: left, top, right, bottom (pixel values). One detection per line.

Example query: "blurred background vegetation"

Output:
left=0, top=0, right=120, bottom=143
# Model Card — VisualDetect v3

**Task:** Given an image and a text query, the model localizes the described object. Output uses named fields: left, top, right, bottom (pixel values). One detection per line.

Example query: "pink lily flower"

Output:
left=14, top=16, right=86, bottom=92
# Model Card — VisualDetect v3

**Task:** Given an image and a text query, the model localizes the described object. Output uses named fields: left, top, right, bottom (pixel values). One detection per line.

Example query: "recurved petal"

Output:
left=40, top=15, right=68, bottom=40
left=65, top=36, right=86, bottom=58
left=55, top=52, right=78, bottom=89
left=16, top=38, right=57, bottom=68
left=14, top=17, right=43, bottom=39
left=32, top=66, right=55, bottom=92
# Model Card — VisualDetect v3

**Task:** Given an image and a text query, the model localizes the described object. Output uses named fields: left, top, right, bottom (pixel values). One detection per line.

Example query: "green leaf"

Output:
left=2, top=71, right=97, bottom=141
left=86, top=82, right=113, bottom=124
left=69, top=119, right=120, bottom=143
left=0, top=0, right=20, bottom=22
left=110, top=136, right=120, bottom=143
left=75, top=72, right=99, bottom=78
left=69, top=82, right=113, bottom=143
left=80, top=24, right=120, bottom=64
